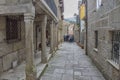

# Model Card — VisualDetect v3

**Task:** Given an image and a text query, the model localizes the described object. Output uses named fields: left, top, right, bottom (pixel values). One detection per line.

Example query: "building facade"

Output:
left=0, top=0, right=64, bottom=80
left=86, top=0, right=120, bottom=80
left=78, top=0, right=85, bottom=48
left=63, top=21, right=70, bottom=36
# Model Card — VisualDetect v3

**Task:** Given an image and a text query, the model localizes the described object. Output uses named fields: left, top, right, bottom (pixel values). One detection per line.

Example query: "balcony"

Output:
left=44, top=0, right=57, bottom=17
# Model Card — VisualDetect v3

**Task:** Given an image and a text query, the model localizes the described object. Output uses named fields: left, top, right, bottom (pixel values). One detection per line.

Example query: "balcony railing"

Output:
left=44, top=0, right=57, bottom=17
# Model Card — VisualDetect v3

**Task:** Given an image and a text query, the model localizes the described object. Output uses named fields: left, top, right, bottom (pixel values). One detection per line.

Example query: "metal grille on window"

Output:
left=6, top=16, right=21, bottom=43
left=112, top=31, right=120, bottom=64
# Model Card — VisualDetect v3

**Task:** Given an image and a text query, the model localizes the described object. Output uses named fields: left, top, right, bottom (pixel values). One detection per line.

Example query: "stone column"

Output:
left=41, top=15, right=47, bottom=63
left=60, top=20, right=63, bottom=43
left=58, top=22, right=61, bottom=44
left=119, top=55, right=120, bottom=80
left=50, top=21, right=54, bottom=54
left=54, top=25, right=56, bottom=49
left=53, top=23, right=55, bottom=51
left=56, top=25, right=59, bottom=49
left=24, top=13, right=36, bottom=80
left=58, top=23, right=60, bottom=44
left=54, top=23, right=57, bottom=50
left=61, top=20, right=64, bottom=42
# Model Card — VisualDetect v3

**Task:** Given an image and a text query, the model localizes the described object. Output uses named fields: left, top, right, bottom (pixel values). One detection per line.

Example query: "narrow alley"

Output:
left=41, top=42, right=105, bottom=80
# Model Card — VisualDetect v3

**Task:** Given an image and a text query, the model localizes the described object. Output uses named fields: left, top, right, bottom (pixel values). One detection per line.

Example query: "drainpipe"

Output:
left=85, top=0, right=88, bottom=55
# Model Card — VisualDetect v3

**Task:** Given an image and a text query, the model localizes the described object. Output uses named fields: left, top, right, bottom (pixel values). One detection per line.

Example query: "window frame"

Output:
left=6, top=16, right=22, bottom=43
left=96, top=0, right=102, bottom=9
left=95, top=31, right=98, bottom=48
left=111, top=31, right=120, bottom=64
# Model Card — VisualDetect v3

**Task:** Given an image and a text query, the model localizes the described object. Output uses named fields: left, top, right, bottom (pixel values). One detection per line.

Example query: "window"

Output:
left=95, top=31, right=98, bottom=48
left=6, top=16, right=21, bottom=43
left=96, top=0, right=102, bottom=9
left=111, top=31, right=120, bottom=64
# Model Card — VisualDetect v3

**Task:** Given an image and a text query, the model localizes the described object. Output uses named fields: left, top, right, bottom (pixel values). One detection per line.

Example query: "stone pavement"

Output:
left=40, top=42, right=106, bottom=80
left=0, top=48, right=51, bottom=80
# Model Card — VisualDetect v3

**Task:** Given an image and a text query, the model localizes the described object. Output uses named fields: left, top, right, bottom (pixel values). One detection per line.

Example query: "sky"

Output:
left=63, top=0, right=79, bottom=19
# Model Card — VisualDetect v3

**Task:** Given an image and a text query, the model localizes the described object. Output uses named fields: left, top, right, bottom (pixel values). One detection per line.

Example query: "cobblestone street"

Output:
left=41, top=42, right=105, bottom=80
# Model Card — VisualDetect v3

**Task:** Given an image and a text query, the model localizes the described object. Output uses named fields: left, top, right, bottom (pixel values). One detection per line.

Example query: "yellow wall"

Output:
left=80, top=4, right=85, bottom=20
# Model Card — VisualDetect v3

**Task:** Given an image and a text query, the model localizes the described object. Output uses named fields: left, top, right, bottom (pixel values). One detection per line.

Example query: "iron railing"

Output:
left=44, top=0, right=57, bottom=17
left=112, top=31, right=120, bottom=64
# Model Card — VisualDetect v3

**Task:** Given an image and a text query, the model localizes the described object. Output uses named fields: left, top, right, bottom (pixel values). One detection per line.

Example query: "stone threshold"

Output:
left=107, top=60, right=119, bottom=70
left=0, top=53, right=52, bottom=80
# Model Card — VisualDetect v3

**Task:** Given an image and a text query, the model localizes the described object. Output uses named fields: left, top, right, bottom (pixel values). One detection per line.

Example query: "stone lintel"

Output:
left=0, top=3, right=35, bottom=15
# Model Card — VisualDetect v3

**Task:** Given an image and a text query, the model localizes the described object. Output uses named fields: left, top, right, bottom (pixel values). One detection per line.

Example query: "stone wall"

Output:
left=33, top=21, right=42, bottom=53
left=80, top=30, right=84, bottom=46
left=0, top=0, right=31, bottom=5
left=87, top=0, right=120, bottom=80
left=0, top=16, right=25, bottom=75
left=74, top=25, right=80, bottom=42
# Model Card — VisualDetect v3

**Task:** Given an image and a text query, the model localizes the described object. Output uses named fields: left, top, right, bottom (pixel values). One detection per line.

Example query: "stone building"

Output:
left=0, top=0, right=64, bottom=80
left=74, top=15, right=80, bottom=43
left=84, top=0, right=120, bottom=80
left=78, top=0, right=85, bottom=48
left=74, top=24, right=80, bottom=42
left=63, top=21, right=69, bottom=36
